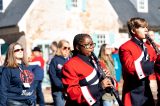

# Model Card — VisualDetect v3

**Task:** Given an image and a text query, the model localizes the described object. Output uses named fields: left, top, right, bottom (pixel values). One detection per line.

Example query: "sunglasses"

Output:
left=14, top=48, right=24, bottom=52
left=62, top=47, right=70, bottom=50
left=79, top=43, right=96, bottom=49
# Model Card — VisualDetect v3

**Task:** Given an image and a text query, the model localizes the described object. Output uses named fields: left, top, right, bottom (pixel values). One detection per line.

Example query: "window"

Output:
left=72, top=0, right=77, bottom=7
left=137, top=0, right=148, bottom=13
left=66, top=0, right=86, bottom=12
left=91, top=33, right=107, bottom=56
left=0, top=0, right=2, bottom=10
left=0, top=0, right=12, bottom=12
left=91, top=33, right=117, bottom=56
left=97, top=34, right=106, bottom=48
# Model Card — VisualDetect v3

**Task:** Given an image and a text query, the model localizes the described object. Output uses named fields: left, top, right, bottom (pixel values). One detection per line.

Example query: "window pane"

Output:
left=0, top=0, right=2, bottom=10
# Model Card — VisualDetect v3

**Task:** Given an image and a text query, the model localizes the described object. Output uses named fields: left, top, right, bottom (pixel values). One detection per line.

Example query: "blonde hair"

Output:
left=98, top=44, right=114, bottom=65
left=56, top=40, right=70, bottom=56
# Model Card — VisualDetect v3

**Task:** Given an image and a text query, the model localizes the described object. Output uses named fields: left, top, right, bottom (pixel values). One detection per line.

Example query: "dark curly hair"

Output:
left=72, top=33, right=91, bottom=56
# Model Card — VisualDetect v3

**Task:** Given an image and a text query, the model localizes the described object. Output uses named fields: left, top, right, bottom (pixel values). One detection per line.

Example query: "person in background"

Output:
left=46, top=41, right=58, bottom=75
left=62, top=33, right=114, bottom=106
left=47, top=41, right=58, bottom=65
left=112, top=47, right=122, bottom=83
left=154, top=52, right=160, bottom=106
left=119, top=17, right=157, bottom=106
left=0, top=42, right=41, bottom=106
left=30, top=47, right=45, bottom=69
left=29, top=46, right=45, bottom=106
left=147, top=30, right=160, bottom=50
left=98, top=44, right=118, bottom=106
left=146, top=31, right=158, bottom=81
left=49, top=40, right=71, bottom=106
left=147, top=30, right=160, bottom=106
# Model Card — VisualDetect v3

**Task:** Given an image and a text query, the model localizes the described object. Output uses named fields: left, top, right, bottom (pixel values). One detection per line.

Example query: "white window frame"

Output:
left=0, top=0, right=12, bottom=13
left=0, top=0, right=2, bottom=11
left=137, top=0, right=148, bottom=13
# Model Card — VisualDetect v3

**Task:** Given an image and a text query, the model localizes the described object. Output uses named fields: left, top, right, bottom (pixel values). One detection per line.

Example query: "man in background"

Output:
left=30, top=46, right=45, bottom=106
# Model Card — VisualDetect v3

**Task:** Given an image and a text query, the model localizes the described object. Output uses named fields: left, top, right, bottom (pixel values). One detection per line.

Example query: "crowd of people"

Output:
left=0, top=17, right=160, bottom=106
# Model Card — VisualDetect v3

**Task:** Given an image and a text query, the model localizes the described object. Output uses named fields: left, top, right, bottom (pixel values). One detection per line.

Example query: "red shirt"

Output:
left=31, top=56, right=45, bottom=69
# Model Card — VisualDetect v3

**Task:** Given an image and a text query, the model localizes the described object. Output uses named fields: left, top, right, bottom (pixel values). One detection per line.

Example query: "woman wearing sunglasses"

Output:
left=0, top=42, right=42, bottom=106
left=48, top=39, right=71, bottom=106
left=62, top=34, right=114, bottom=106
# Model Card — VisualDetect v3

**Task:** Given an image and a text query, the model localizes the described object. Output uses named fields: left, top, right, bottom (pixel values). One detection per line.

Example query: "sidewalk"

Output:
left=42, top=87, right=53, bottom=106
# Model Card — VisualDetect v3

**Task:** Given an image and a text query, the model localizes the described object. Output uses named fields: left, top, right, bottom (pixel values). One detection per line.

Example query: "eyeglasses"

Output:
left=79, top=43, right=96, bottom=49
left=14, top=48, right=24, bottom=52
left=62, top=47, right=70, bottom=50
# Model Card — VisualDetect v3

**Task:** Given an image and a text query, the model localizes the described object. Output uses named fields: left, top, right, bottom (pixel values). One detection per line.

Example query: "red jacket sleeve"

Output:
left=119, top=41, right=156, bottom=80
left=119, top=44, right=137, bottom=76
left=62, top=64, right=86, bottom=104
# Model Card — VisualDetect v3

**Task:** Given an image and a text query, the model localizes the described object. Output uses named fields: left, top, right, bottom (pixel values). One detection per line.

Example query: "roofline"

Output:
left=0, top=25, right=17, bottom=29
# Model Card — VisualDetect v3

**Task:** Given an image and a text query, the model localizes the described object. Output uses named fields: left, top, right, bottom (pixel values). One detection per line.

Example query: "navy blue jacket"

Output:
left=0, top=66, right=3, bottom=84
left=30, top=65, right=44, bottom=81
left=49, top=55, right=69, bottom=92
left=0, top=64, right=41, bottom=106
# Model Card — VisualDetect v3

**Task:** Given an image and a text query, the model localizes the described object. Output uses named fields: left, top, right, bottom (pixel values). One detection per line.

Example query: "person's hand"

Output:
left=103, top=69, right=111, bottom=76
left=101, top=78, right=113, bottom=89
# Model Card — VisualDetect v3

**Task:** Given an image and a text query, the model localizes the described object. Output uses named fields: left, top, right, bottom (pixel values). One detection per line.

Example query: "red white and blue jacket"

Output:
left=119, top=37, right=157, bottom=106
left=62, top=54, right=105, bottom=106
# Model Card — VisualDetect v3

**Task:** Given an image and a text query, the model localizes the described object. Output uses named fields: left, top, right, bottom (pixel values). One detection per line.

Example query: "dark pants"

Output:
left=7, top=99, right=35, bottom=106
left=34, top=80, right=45, bottom=106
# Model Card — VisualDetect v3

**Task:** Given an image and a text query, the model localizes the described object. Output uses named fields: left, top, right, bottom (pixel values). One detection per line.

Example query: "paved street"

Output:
left=42, top=87, right=53, bottom=106
left=42, top=80, right=158, bottom=106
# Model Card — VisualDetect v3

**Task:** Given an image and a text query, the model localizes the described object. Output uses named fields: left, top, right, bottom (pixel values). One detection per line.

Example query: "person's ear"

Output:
left=131, top=29, right=135, bottom=34
left=76, top=45, right=80, bottom=51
